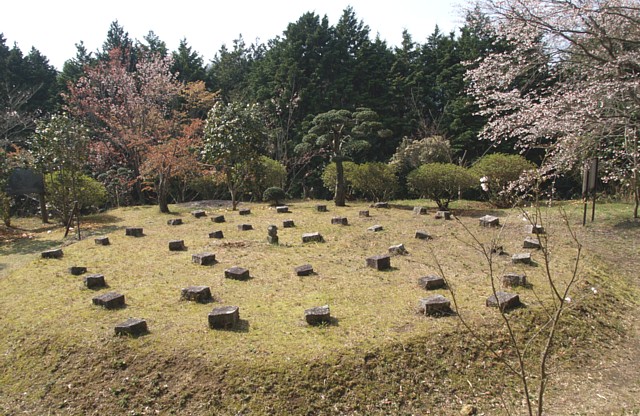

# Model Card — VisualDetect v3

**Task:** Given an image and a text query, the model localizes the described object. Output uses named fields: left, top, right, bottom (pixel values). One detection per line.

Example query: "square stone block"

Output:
left=276, top=206, right=289, bottom=213
left=359, top=210, right=370, bottom=217
left=525, top=224, right=545, bottom=234
left=84, top=274, right=106, bottom=289
left=295, top=264, right=314, bottom=276
left=41, top=248, right=63, bottom=259
left=418, top=275, right=446, bottom=290
left=69, top=266, right=87, bottom=275
left=366, top=254, right=391, bottom=271
left=125, top=227, right=143, bottom=237
left=208, top=306, right=240, bottom=329
left=192, top=252, right=216, bottom=266
left=486, top=291, right=521, bottom=311
left=305, top=305, right=331, bottom=325
left=388, top=244, right=408, bottom=255
left=238, top=224, right=253, bottom=231
left=413, top=206, right=427, bottom=215
left=523, top=237, right=541, bottom=249
left=267, top=225, right=278, bottom=236
left=115, top=318, right=148, bottom=336
left=283, top=219, right=295, bottom=228
left=368, top=225, right=383, bottom=232
left=316, top=204, right=327, bottom=212
left=239, top=209, right=251, bottom=216
left=225, top=266, right=250, bottom=280
left=181, top=285, right=213, bottom=303
left=302, top=232, right=323, bottom=243
left=512, top=252, right=532, bottom=265
left=209, top=230, right=224, bottom=239
left=479, top=215, right=500, bottom=227
left=191, top=210, right=206, bottom=218
left=415, top=230, right=432, bottom=240
left=373, top=202, right=389, bottom=208
left=435, top=211, right=452, bottom=220
left=167, top=218, right=183, bottom=226
left=94, top=236, right=110, bottom=245
left=418, top=295, right=452, bottom=316
left=502, top=273, right=527, bottom=288
left=168, top=240, right=186, bottom=251
left=331, top=217, right=348, bottom=225
left=212, top=215, right=226, bottom=223
left=92, top=292, right=125, bottom=309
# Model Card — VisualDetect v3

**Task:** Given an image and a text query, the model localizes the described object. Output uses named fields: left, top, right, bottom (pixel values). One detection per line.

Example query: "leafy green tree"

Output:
left=298, top=108, right=389, bottom=206
left=201, top=101, right=267, bottom=210
left=139, top=31, right=168, bottom=58
left=321, top=161, right=358, bottom=198
left=263, top=186, right=286, bottom=206
left=58, top=41, right=94, bottom=95
left=351, top=162, right=399, bottom=202
left=98, top=20, right=136, bottom=71
left=208, top=36, right=260, bottom=103
left=407, top=163, right=475, bottom=210
left=252, top=156, right=287, bottom=199
left=172, top=38, right=206, bottom=83
left=45, top=172, right=107, bottom=223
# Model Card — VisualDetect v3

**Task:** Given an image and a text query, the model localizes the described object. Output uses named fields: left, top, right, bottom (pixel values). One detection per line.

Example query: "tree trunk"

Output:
left=158, top=175, right=170, bottom=213
left=334, top=158, right=346, bottom=206
left=39, top=192, right=49, bottom=223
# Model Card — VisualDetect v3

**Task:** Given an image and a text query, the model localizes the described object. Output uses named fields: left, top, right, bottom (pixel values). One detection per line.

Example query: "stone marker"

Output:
left=69, top=266, right=87, bottom=275
left=209, top=230, right=224, bottom=239
left=373, top=202, right=389, bottom=208
left=239, top=208, right=251, bottom=216
left=491, top=245, right=505, bottom=255
left=84, top=274, right=106, bottom=289
left=435, top=210, right=452, bottom=220
left=486, top=291, right=521, bottom=311
left=283, top=219, right=295, bottom=228
left=167, top=218, right=183, bottom=226
left=41, top=248, right=63, bottom=259
left=237, top=224, right=253, bottom=231
left=418, top=275, right=446, bottom=290
left=92, top=292, right=125, bottom=309
left=212, top=215, right=226, bottom=223
left=302, top=232, right=323, bottom=243
left=191, top=210, right=206, bottom=218
left=525, top=224, right=545, bottom=234
left=388, top=244, right=408, bottom=255
left=418, top=295, right=451, bottom=316
left=125, top=227, right=143, bottom=237
left=316, top=204, right=327, bottom=212
left=512, top=252, right=532, bottom=265
left=181, top=285, right=212, bottom=303
left=523, top=236, right=541, bottom=249
left=276, top=206, right=289, bottom=213
left=115, top=318, right=148, bottom=336
left=359, top=210, right=370, bottom=217
left=225, top=266, right=250, bottom=280
left=413, top=206, right=427, bottom=215
left=95, top=236, right=110, bottom=245
left=168, top=239, right=186, bottom=251
left=305, top=305, right=331, bottom=325
left=294, top=264, right=314, bottom=276
left=366, top=254, right=391, bottom=271
left=502, top=272, right=527, bottom=287
left=368, top=224, right=383, bottom=232
left=415, top=230, right=432, bottom=240
left=267, top=225, right=279, bottom=244
left=479, top=215, right=500, bottom=227
left=208, top=306, right=240, bottom=329
left=331, top=217, right=348, bottom=225
left=192, top=252, right=216, bottom=266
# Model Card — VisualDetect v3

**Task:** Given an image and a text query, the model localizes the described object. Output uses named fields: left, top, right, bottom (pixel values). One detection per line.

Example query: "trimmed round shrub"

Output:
left=263, top=187, right=287, bottom=206
left=407, top=163, right=475, bottom=210
left=471, top=153, right=536, bottom=208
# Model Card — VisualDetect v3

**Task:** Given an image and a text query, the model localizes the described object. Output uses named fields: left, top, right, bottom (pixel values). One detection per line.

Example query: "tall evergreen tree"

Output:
left=172, top=38, right=205, bottom=83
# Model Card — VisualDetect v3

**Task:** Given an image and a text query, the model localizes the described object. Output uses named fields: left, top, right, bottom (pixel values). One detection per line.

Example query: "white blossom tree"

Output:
left=467, top=0, right=640, bottom=217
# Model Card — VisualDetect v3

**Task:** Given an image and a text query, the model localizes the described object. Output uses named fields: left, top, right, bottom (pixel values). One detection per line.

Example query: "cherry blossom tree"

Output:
left=467, top=0, right=640, bottom=217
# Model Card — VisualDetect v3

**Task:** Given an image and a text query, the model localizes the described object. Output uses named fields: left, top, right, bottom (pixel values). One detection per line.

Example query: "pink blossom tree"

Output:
left=467, top=0, right=640, bottom=217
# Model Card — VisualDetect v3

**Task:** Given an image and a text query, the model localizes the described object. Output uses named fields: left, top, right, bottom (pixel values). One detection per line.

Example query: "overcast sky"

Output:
left=1, top=0, right=465, bottom=71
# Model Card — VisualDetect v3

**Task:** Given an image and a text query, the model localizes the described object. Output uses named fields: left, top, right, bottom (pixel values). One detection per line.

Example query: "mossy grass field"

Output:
left=0, top=199, right=638, bottom=415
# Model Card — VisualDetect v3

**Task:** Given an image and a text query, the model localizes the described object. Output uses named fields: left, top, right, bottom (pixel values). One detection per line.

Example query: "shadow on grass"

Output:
left=82, top=214, right=123, bottom=224
left=613, top=219, right=640, bottom=230
left=226, top=319, right=250, bottom=333
left=0, top=239, right=62, bottom=256
left=453, top=208, right=505, bottom=218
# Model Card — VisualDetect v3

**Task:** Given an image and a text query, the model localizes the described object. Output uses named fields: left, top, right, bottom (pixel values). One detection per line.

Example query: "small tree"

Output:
left=252, top=156, right=287, bottom=200
left=262, top=187, right=286, bottom=206
left=45, top=172, right=107, bottom=223
left=390, top=135, right=452, bottom=173
left=201, top=101, right=267, bottom=210
left=471, top=153, right=536, bottom=208
left=407, top=163, right=475, bottom=210
left=351, top=162, right=399, bottom=202
left=321, top=161, right=358, bottom=199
